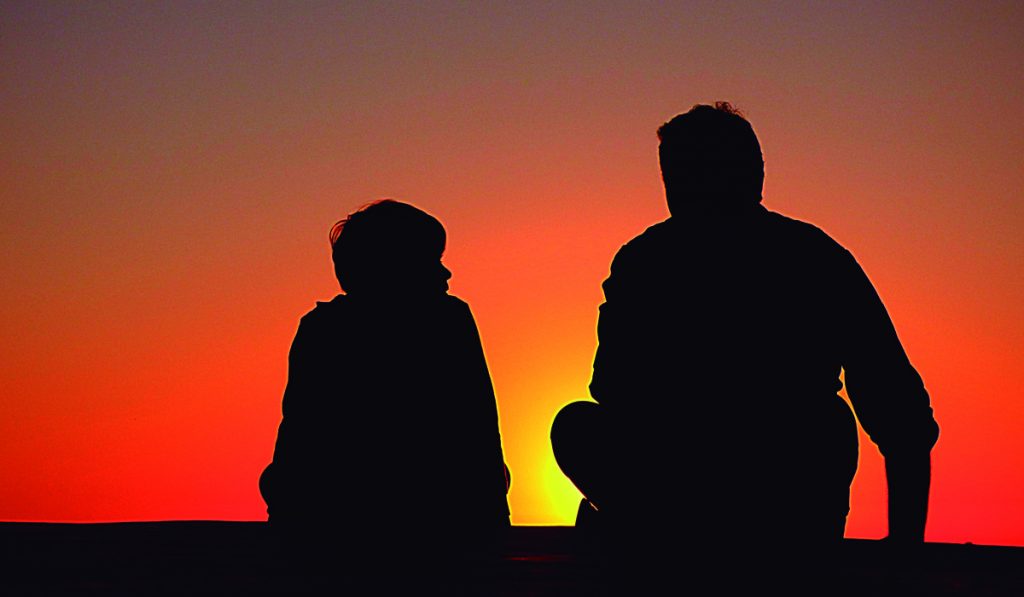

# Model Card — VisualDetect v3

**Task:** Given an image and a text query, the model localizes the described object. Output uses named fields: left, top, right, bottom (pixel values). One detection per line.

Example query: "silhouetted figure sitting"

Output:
left=551, top=103, right=939, bottom=551
left=261, top=200, right=510, bottom=554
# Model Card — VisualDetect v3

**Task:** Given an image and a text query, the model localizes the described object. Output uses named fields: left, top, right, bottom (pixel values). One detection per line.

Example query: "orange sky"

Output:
left=1, top=2, right=1022, bottom=545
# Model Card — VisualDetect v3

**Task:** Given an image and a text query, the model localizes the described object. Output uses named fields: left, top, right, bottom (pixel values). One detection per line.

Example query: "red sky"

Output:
left=1, top=2, right=1022, bottom=545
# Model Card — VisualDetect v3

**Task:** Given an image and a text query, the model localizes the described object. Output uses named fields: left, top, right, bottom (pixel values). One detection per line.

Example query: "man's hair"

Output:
left=330, top=199, right=446, bottom=293
left=657, top=102, right=764, bottom=212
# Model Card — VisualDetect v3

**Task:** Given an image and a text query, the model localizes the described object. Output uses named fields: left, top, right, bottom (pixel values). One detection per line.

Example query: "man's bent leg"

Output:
left=551, top=401, right=613, bottom=511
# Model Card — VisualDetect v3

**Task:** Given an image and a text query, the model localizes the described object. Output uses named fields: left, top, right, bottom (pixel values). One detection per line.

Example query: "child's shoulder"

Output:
left=419, top=294, right=474, bottom=320
left=301, top=293, right=472, bottom=320
left=295, top=294, right=348, bottom=327
left=440, top=293, right=470, bottom=311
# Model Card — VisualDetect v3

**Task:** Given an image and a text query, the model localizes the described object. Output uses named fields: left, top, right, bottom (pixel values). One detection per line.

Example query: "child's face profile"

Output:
left=385, top=249, right=451, bottom=296
left=346, top=242, right=450, bottom=298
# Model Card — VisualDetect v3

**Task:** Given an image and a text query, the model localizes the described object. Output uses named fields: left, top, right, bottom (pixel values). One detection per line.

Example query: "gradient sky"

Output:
left=2, top=1, right=1022, bottom=545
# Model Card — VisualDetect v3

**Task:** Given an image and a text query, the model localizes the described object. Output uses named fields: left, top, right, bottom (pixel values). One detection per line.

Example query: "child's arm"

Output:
left=455, top=300, right=512, bottom=524
left=266, top=309, right=328, bottom=488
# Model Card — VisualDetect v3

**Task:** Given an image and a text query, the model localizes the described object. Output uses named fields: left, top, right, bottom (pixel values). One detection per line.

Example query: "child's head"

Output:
left=330, top=200, right=451, bottom=296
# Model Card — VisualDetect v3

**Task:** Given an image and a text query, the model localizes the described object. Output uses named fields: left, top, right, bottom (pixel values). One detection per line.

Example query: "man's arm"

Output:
left=886, top=451, right=932, bottom=542
left=589, top=244, right=652, bottom=407
left=838, top=248, right=939, bottom=542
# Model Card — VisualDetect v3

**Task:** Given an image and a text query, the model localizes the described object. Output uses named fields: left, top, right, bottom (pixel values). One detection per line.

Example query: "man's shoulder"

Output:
left=762, top=208, right=832, bottom=237
left=610, top=207, right=854, bottom=269
left=760, top=208, right=853, bottom=258
left=612, top=219, right=677, bottom=262
left=626, top=218, right=676, bottom=245
left=613, top=208, right=844, bottom=248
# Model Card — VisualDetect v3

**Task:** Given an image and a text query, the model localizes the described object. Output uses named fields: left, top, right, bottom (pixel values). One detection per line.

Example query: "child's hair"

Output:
left=330, top=199, right=446, bottom=293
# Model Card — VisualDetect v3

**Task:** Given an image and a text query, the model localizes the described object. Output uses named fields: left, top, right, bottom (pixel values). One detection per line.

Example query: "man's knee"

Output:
left=552, top=401, right=598, bottom=444
left=551, top=400, right=600, bottom=455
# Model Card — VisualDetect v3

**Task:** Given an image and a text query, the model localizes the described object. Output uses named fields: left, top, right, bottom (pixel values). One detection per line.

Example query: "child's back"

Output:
left=260, top=201, right=510, bottom=544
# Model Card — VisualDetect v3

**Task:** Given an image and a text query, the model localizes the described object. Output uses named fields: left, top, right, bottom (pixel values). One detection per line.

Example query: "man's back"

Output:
left=588, top=204, right=937, bottom=539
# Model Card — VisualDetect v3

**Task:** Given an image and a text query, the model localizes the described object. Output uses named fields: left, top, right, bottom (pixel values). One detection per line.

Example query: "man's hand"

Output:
left=885, top=451, right=932, bottom=543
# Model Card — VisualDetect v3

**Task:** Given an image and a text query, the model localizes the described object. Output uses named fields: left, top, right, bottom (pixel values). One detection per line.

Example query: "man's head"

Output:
left=657, top=102, right=764, bottom=214
left=330, top=199, right=451, bottom=296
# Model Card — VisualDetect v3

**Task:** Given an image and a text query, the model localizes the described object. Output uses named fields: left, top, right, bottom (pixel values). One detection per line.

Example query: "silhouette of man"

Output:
left=260, top=200, right=510, bottom=549
left=551, top=103, right=939, bottom=544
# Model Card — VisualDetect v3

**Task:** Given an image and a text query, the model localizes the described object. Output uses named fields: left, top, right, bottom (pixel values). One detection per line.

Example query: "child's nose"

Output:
left=441, top=263, right=452, bottom=280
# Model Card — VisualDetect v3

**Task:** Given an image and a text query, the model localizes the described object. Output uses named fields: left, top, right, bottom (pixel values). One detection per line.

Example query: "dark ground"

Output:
left=1, top=522, right=1022, bottom=595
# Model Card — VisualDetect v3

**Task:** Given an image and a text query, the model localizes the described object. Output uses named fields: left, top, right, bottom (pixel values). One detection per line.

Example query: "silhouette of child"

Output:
left=260, top=200, right=510, bottom=543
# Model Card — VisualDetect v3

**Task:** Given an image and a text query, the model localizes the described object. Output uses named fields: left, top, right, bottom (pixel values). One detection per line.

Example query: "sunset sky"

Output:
left=2, top=2, right=1022, bottom=545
